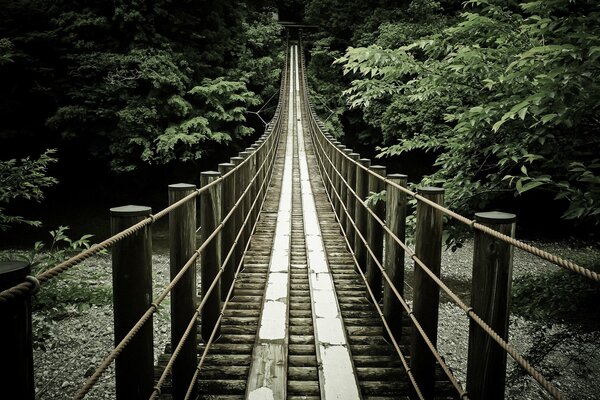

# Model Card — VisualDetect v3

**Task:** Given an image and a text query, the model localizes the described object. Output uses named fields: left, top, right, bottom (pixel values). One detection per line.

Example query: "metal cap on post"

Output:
left=168, top=184, right=197, bottom=400
left=0, top=261, right=34, bottom=400
left=467, top=211, right=516, bottom=400
left=110, top=205, right=153, bottom=400
left=410, top=187, right=444, bottom=400
left=200, top=171, right=222, bottom=342
left=383, top=174, right=408, bottom=343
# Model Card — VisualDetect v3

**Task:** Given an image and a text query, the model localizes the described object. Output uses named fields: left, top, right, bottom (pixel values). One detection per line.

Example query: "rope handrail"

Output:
left=149, top=122, right=282, bottom=399
left=182, top=157, right=273, bottom=400
left=309, top=126, right=467, bottom=398
left=72, top=114, right=284, bottom=399
left=0, top=47, right=292, bottom=305
left=306, top=75, right=565, bottom=399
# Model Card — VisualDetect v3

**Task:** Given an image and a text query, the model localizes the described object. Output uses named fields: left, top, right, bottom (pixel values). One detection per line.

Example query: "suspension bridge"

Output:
left=1, top=40, right=598, bottom=400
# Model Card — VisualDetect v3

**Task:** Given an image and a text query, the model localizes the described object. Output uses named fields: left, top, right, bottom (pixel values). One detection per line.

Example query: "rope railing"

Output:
left=0, top=40, right=292, bottom=307
left=308, top=114, right=467, bottom=399
left=149, top=123, right=281, bottom=399
left=308, top=99, right=566, bottom=399
left=73, top=116, right=283, bottom=399
left=298, top=35, right=566, bottom=400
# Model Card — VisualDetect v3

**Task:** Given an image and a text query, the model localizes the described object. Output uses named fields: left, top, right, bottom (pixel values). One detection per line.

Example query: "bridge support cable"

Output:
left=295, top=44, right=363, bottom=400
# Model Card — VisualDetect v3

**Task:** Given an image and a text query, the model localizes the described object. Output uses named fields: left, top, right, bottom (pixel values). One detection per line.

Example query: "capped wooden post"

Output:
left=354, top=158, right=371, bottom=272
left=168, top=184, right=197, bottom=400
left=219, top=163, right=236, bottom=300
left=0, top=261, right=34, bottom=399
left=410, top=188, right=444, bottom=400
left=200, top=171, right=222, bottom=341
left=110, top=205, right=153, bottom=399
left=231, top=156, right=244, bottom=271
left=366, top=165, right=386, bottom=302
left=383, top=174, right=408, bottom=342
left=346, top=153, right=360, bottom=250
left=467, top=212, right=516, bottom=400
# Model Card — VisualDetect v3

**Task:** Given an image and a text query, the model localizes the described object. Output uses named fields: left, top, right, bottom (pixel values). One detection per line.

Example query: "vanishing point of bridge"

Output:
left=1, top=40, right=597, bottom=400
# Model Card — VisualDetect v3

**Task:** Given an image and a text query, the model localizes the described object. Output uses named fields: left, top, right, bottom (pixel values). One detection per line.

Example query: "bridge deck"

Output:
left=155, top=44, right=456, bottom=400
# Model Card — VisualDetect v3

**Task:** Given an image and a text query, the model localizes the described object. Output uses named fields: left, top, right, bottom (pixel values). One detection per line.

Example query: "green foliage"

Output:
left=335, top=0, right=600, bottom=224
left=0, top=150, right=58, bottom=230
left=1, top=1, right=283, bottom=172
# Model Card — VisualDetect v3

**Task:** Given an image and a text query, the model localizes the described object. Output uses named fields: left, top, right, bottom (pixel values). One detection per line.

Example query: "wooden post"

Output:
left=168, top=184, right=197, bottom=400
left=0, top=261, right=34, bottom=399
left=346, top=153, right=360, bottom=250
left=340, top=148, right=353, bottom=235
left=335, top=144, right=346, bottom=223
left=231, top=156, right=244, bottom=272
left=366, top=165, right=386, bottom=302
left=383, top=174, right=408, bottom=342
left=354, top=158, right=371, bottom=272
left=467, top=211, right=516, bottom=400
left=200, top=172, right=222, bottom=342
left=410, top=188, right=444, bottom=400
left=240, top=151, right=252, bottom=255
left=218, top=163, right=236, bottom=300
left=110, top=205, right=153, bottom=399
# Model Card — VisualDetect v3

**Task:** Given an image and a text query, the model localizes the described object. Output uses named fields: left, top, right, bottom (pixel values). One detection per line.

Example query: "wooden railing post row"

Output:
left=346, top=153, right=360, bottom=250
left=366, top=165, right=386, bottom=302
left=199, top=171, right=222, bottom=342
left=410, top=187, right=444, bottom=400
left=230, top=156, right=244, bottom=274
left=110, top=205, right=154, bottom=399
left=0, top=261, right=34, bottom=399
left=383, top=174, right=408, bottom=342
left=467, top=211, right=516, bottom=400
left=218, top=164, right=235, bottom=301
left=354, top=158, right=371, bottom=272
left=168, top=184, right=198, bottom=400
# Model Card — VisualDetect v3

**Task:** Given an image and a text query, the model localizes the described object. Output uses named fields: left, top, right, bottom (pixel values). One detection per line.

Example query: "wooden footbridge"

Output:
left=1, top=41, right=598, bottom=400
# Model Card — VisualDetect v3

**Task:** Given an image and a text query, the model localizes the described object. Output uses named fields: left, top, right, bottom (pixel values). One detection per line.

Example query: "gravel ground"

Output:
left=13, top=238, right=600, bottom=399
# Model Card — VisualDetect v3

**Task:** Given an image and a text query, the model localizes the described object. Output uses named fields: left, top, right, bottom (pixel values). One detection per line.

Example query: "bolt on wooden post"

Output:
left=467, top=211, right=516, bottom=400
left=410, top=187, right=444, bottom=400
left=168, top=184, right=198, bottom=400
left=366, top=165, right=386, bottom=302
left=0, top=261, right=34, bottom=399
left=110, top=205, right=153, bottom=399
left=383, top=174, right=408, bottom=342
left=218, top=163, right=236, bottom=300
left=354, top=158, right=371, bottom=272
left=200, top=172, right=222, bottom=342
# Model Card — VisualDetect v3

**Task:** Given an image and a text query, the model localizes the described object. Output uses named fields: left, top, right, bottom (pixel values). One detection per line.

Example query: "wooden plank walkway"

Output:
left=155, top=43, right=457, bottom=400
